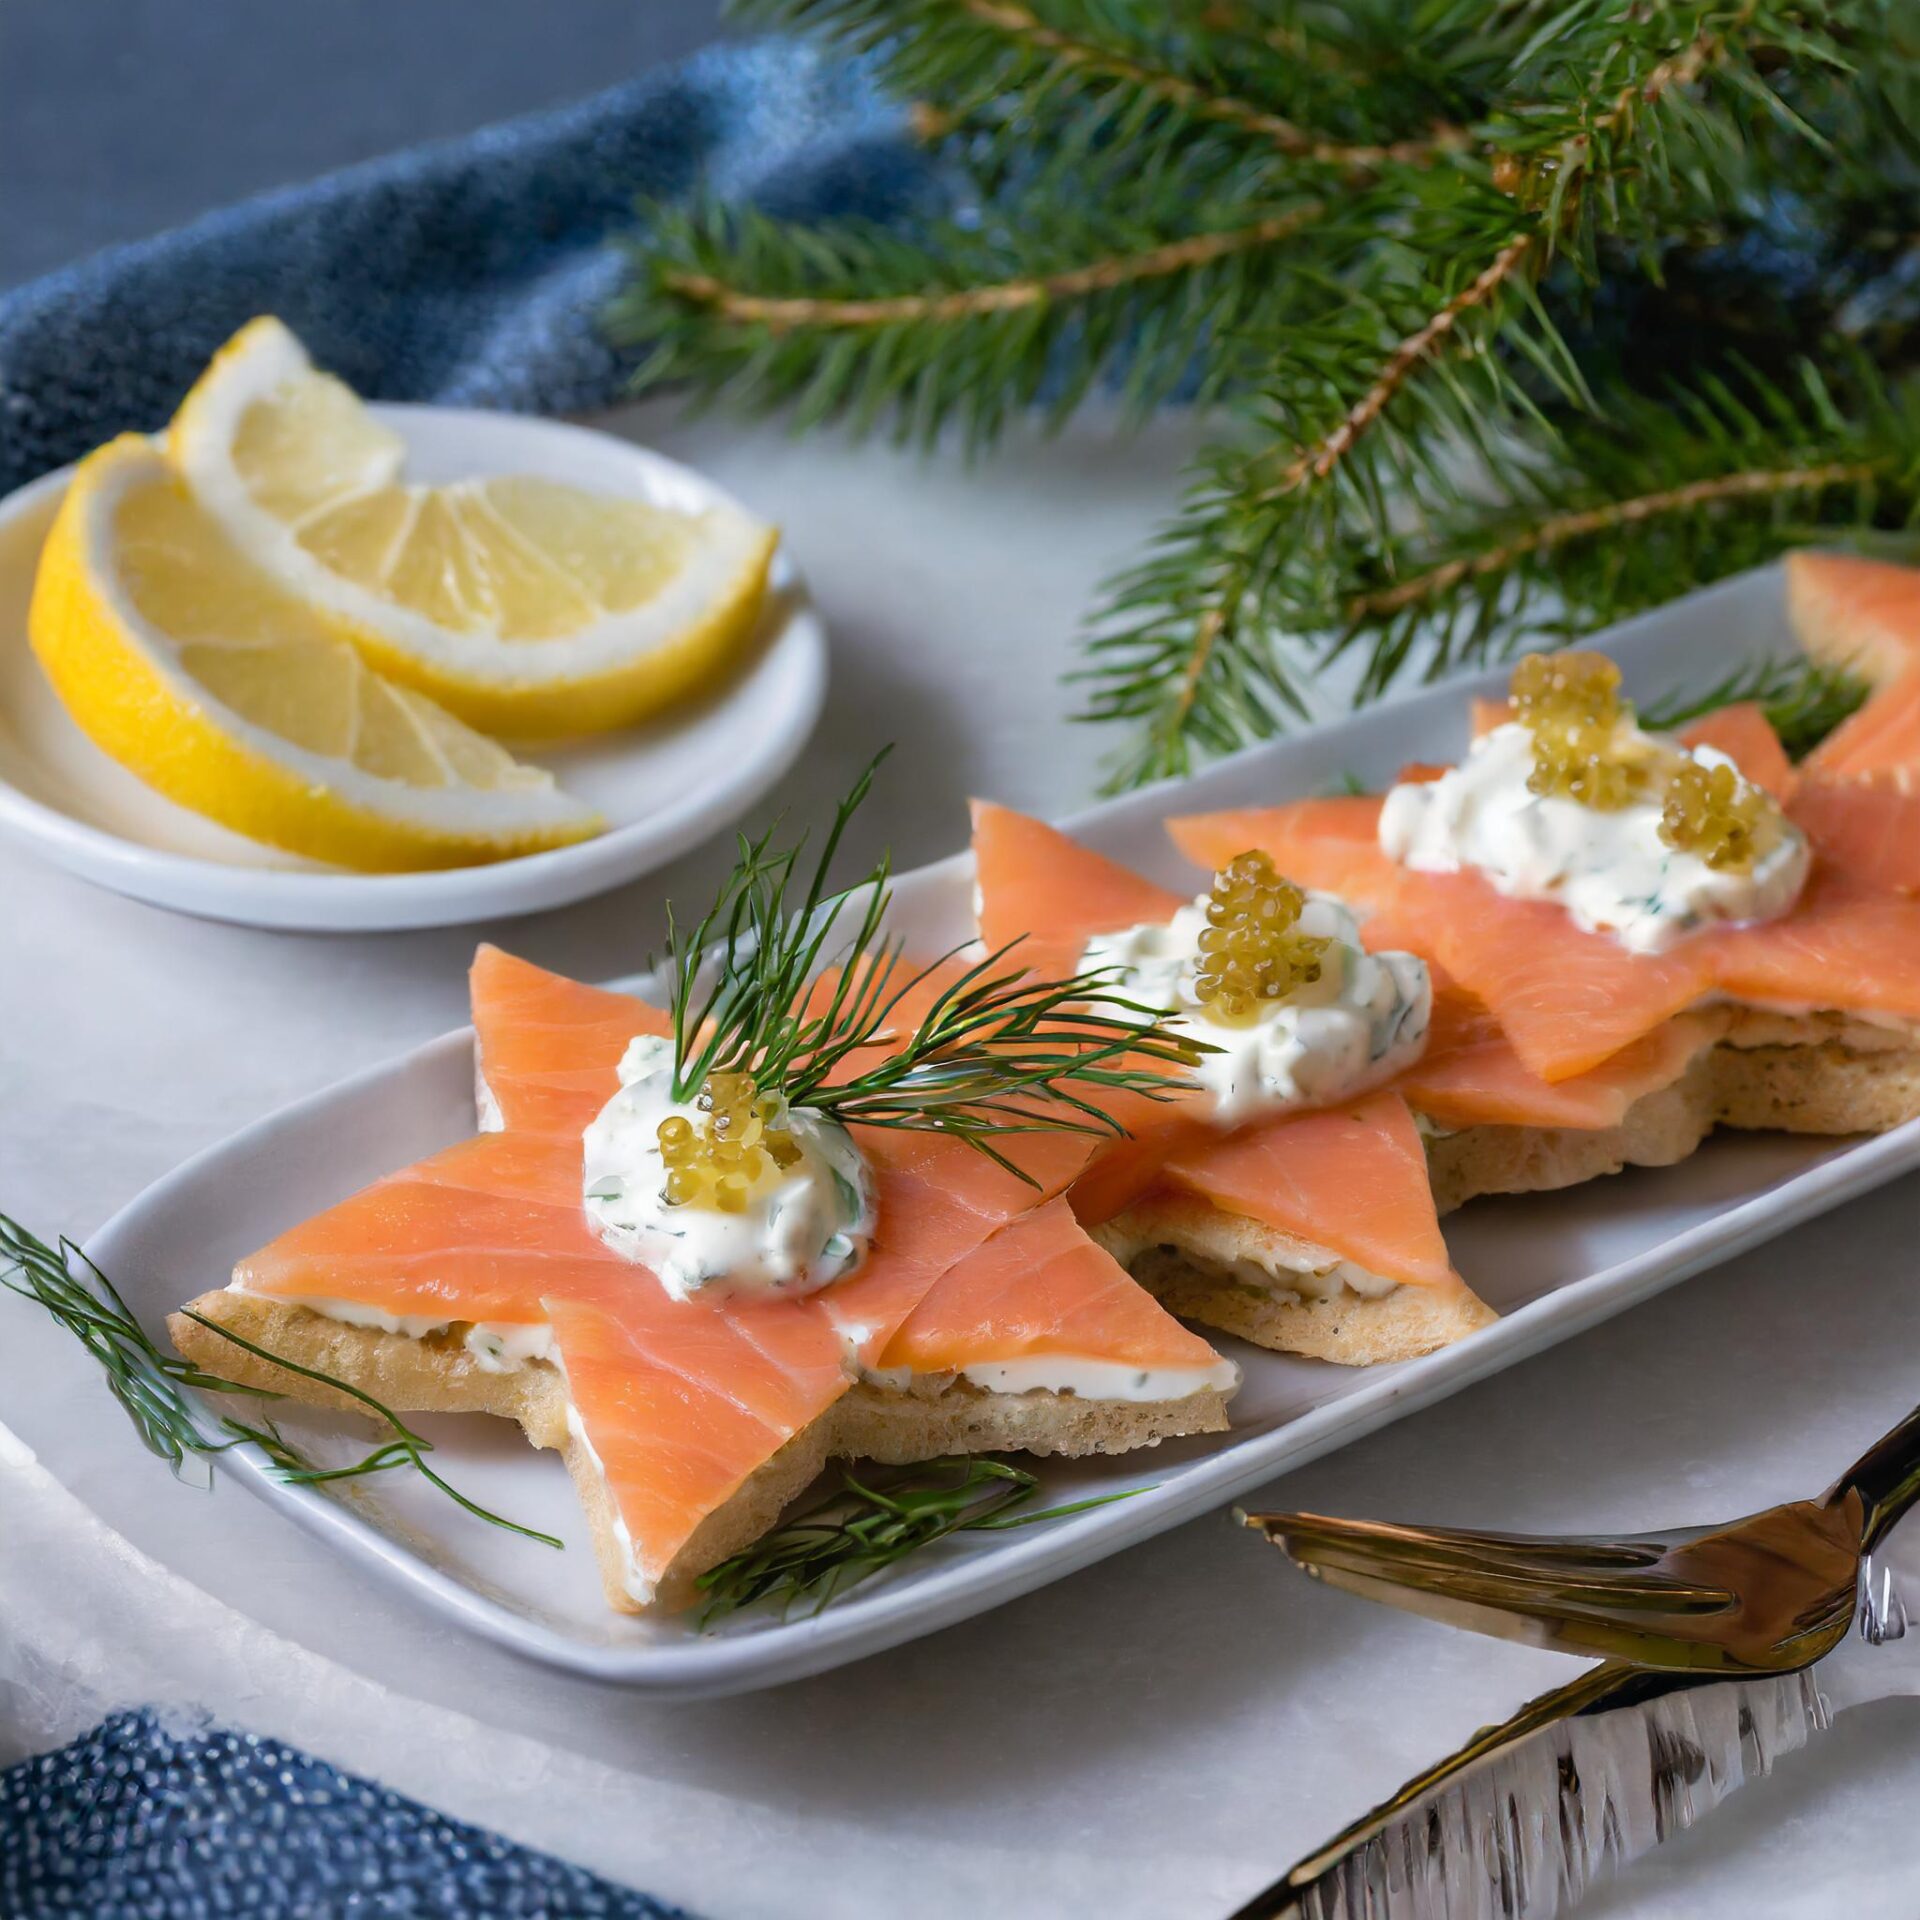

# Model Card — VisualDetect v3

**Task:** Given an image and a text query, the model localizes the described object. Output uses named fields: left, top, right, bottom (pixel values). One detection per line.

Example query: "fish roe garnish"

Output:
left=1509, top=650, right=1648, bottom=811
left=1659, top=759, right=1775, bottom=872
left=658, top=1073, right=801, bottom=1212
left=1194, top=850, right=1329, bottom=1025
left=1509, top=650, right=1622, bottom=728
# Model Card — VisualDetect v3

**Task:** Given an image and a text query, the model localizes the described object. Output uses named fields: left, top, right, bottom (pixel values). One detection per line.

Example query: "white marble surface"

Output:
left=3, top=398, right=1919, bottom=1918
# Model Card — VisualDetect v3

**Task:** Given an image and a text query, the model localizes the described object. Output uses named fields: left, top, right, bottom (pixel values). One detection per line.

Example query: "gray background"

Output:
left=0, top=0, right=728, bottom=290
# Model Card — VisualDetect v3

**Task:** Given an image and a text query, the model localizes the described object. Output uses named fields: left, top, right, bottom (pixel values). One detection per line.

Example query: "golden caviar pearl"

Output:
left=1509, top=650, right=1622, bottom=728
left=1659, top=759, right=1774, bottom=871
left=1510, top=651, right=1648, bottom=812
left=656, top=1073, right=807, bottom=1213
left=1191, top=849, right=1328, bottom=1026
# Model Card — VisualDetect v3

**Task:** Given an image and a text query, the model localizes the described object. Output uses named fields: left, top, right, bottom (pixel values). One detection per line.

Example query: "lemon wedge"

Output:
left=29, top=436, right=604, bottom=871
left=168, top=317, right=778, bottom=735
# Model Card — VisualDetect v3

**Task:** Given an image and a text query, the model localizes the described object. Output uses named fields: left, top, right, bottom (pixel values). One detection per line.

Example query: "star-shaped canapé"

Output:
left=1169, top=711, right=1920, bottom=1086
left=968, top=802, right=1495, bottom=1365
left=173, top=946, right=1235, bottom=1612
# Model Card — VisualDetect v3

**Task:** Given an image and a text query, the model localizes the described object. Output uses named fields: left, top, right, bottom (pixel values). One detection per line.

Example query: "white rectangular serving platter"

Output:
left=87, top=561, right=1920, bottom=1698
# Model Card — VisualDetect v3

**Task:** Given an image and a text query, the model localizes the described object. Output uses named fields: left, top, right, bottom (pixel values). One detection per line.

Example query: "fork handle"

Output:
left=1839, top=1403, right=1920, bottom=1549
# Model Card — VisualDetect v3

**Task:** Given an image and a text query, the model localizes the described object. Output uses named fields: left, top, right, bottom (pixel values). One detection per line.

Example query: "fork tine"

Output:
left=1286, top=1535, right=1737, bottom=1620
left=1242, top=1510, right=1744, bottom=1663
left=1291, top=1554, right=1765, bottom=1666
left=1290, top=1557, right=1698, bottom=1660
left=1247, top=1509, right=1681, bottom=1574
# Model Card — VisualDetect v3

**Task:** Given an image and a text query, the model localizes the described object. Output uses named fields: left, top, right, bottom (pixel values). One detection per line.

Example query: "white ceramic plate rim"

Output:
left=0, top=410, right=828, bottom=931
left=83, top=561, right=1920, bottom=1696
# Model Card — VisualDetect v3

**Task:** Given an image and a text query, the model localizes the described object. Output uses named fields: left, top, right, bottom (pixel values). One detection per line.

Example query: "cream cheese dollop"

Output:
left=582, top=1035, right=875, bottom=1303
left=1081, top=892, right=1430, bottom=1129
left=1378, top=720, right=1810, bottom=955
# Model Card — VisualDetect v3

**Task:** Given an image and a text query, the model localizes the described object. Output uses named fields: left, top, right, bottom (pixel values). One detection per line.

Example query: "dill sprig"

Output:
left=0, top=1213, right=559, bottom=1548
left=180, top=1310, right=562, bottom=1547
left=666, top=754, right=1207, bottom=1173
left=1639, top=653, right=1871, bottom=761
left=695, top=1454, right=1144, bottom=1626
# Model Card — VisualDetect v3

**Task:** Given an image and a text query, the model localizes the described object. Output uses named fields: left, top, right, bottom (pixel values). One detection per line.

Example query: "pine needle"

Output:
left=1639, top=653, right=1871, bottom=760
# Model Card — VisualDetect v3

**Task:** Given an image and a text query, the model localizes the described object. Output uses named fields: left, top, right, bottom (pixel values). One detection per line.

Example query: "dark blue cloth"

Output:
left=0, top=1709, right=693, bottom=1918
left=0, top=39, right=938, bottom=497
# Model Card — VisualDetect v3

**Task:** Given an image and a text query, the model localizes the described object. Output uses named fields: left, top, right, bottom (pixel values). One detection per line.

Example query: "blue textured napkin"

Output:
left=0, top=38, right=940, bottom=498
left=1, top=1710, right=693, bottom=1919
left=0, top=36, right=937, bottom=1916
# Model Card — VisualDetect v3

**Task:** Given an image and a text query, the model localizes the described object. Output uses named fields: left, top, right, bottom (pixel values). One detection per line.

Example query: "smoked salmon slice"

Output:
left=875, top=1195, right=1225, bottom=1377
left=1805, top=666, right=1920, bottom=779
left=229, top=948, right=1233, bottom=1603
left=969, top=804, right=1461, bottom=1290
left=1680, top=704, right=1799, bottom=801
left=1397, top=975, right=1721, bottom=1131
left=1171, top=780, right=1920, bottom=1081
left=972, top=799, right=1184, bottom=975
left=1790, top=775, right=1920, bottom=896
left=1167, top=797, right=1401, bottom=907
left=1155, top=1091, right=1455, bottom=1292
left=1787, top=550, right=1920, bottom=686
left=471, top=943, right=668, bottom=1137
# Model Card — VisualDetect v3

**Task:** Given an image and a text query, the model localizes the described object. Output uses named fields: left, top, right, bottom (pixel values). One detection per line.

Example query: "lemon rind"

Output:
left=29, top=437, right=604, bottom=874
left=169, top=318, right=778, bottom=732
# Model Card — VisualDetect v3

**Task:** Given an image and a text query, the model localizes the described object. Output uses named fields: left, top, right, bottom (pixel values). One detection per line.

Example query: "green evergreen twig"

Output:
left=619, top=0, right=1920, bottom=785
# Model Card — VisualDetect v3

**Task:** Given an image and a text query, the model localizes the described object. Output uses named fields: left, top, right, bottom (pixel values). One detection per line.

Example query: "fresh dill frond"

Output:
left=663, top=754, right=1208, bottom=1172
left=180, top=1310, right=563, bottom=1548
left=0, top=1214, right=270, bottom=1473
left=0, top=1213, right=559, bottom=1548
left=695, top=1454, right=1145, bottom=1626
left=1639, top=655, right=1871, bottom=761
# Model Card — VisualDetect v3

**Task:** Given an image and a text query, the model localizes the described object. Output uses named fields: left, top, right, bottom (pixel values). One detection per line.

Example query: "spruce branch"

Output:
left=735, top=0, right=1471, bottom=174
left=658, top=205, right=1321, bottom=331
left=942, top=0, right=1463, bottom=170
left=1262, top=233, right=1538, bottom=502
left=617, top=0, right=1919, bottom=783
left=617, top=188, right=1326, bottom=447
left=1346, top=460, right=1881, bottom=625
left=1332, top=355, right=1920, bottom=691
left=1075, top=0, right=1841, bottom=783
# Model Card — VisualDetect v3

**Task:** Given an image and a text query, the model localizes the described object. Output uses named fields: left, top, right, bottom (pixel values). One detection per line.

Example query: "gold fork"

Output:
left=1239, top=1400, right=1920, bottom=1673
left=1224, top=1406, right=1920, bottom=1916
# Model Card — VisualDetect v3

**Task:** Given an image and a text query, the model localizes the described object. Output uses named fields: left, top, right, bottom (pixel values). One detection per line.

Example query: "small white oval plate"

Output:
left=0, top=408, right=827, bottom=931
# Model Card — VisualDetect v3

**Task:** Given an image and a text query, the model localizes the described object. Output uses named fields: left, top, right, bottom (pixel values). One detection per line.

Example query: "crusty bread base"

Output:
left=1425, top=1055, right=1718, bottom=1216
left=1092, top=1013, right=1920, bottom=1368
left=1429, top=1017, right=1920, bottom=1214
left=170, top=1290, right=1229, bottom=1616
left=1091, top=1198, right=1497, bottom=1368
